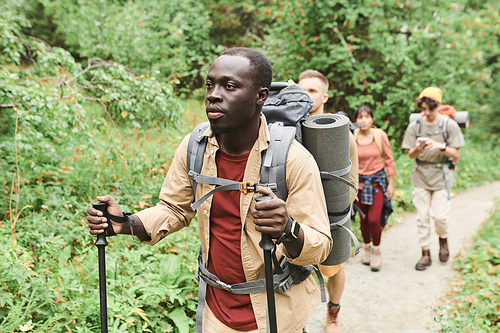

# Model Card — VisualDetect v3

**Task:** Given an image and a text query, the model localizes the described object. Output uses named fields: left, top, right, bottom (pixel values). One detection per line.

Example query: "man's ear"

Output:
left=322, top=92, right=329, bottom=104
left=256, top=87, right=269, bottom=106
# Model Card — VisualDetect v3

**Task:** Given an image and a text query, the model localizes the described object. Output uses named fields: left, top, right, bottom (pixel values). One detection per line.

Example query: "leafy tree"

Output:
left=195, top=0, right=497, bottom=143
left=202, top=1, right=274, bottom=48
left=245, top=0, right=500, bottom=143
left=0, top=3, right=31, bottom=66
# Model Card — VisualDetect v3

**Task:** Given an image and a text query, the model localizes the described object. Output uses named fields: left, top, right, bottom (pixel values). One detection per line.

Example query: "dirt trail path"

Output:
left=305, top=181, right=500, bottom=333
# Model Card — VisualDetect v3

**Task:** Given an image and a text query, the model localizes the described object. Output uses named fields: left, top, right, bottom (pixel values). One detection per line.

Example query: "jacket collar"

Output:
left=203, top=113, right=271, bottom=152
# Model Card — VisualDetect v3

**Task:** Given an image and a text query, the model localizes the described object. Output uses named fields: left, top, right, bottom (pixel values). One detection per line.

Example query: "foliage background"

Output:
left=1, top=0, right=500, bottom=332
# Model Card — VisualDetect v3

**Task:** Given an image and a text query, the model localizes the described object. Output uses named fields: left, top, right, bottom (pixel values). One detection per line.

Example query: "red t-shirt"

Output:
left=205, top=149, right=258, bottom=331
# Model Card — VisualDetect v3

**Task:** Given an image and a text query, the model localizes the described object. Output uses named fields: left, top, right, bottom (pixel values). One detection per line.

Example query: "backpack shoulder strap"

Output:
left=371, top=128, right=384, bottom=157
left=416, top=118, right=422, bottom=138
left=260, top=122, right=296, bottom=201
left=353, top=128, right=360, bottom=141
left=187, top=122, right=210, bottom=196
left=439, top=115, right=450, bottom=143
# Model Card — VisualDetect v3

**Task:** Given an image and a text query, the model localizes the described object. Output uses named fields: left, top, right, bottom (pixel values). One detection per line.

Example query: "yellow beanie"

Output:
left=418, top=87, right=442, bottom=104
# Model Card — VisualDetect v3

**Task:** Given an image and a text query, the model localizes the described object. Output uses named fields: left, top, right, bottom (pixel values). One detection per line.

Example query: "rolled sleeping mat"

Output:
left=409, top=111, right=469, bottom=129
left=302, top=114, right=352, bottom=266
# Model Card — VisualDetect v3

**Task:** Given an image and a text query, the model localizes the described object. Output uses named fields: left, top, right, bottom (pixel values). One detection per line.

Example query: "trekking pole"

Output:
left=255, top=195, right=278, bottom=333
left=92, top=202, right=109, bottom=333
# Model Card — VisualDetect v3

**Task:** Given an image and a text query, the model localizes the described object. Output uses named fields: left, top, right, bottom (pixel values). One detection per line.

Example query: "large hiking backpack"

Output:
left=187, top=82, right=356, bottom=332
left=409, top=105, right=469, bottom=129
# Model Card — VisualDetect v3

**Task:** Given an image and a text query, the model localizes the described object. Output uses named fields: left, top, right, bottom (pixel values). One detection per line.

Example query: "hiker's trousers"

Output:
left=203, top=305, right=303, bottom=333
left=412, top=187, right=450, bottom=249
left=356, top=183, right=384, bottom=246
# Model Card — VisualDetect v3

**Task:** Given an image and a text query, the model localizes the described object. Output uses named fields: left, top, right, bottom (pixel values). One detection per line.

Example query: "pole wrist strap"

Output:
left=106, top=212, right=131, bottom=236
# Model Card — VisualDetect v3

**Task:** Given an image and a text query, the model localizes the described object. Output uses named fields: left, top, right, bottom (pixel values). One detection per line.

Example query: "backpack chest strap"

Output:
left=188, top=171, right=277, bottom=211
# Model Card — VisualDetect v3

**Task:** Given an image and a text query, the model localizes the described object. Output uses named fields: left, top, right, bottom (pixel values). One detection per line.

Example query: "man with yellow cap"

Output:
left=401, top=87, right=465, bottom=271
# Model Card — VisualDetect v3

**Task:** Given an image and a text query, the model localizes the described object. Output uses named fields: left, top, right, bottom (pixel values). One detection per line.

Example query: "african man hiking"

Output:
left=86, top=48, right=332, bottom=333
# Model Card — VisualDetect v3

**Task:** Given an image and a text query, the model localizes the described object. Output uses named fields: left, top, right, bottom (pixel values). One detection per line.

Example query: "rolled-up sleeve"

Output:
left=282, top=141, right=332, bottom=266
left=135, top=135, right=196, bottom=245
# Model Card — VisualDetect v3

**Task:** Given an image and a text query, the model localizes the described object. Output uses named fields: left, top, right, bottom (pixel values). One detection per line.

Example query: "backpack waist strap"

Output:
left=197, top=251, right=294, bottom=295
left=415, top=159, right=452, bottom=200
left=195, top=250, right=327, bottom=332
left=415, top=159, right=445, bottom=168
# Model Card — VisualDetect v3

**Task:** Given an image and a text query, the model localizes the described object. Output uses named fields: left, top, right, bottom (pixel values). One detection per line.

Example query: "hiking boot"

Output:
left=326, top=303, right=342, bottom=333
left=370, top=245, right=382, bottom=272
left=361, top=242, right=371, bottom=266
left=439, top=238, right=449, bottom=262
left=415, top=249, right=432, bottom=271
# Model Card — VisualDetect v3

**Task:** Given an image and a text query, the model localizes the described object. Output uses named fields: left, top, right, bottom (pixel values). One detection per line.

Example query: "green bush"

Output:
left=0, top=12, right=197, bottom=332
left=6, top=0, right=500, bottom=144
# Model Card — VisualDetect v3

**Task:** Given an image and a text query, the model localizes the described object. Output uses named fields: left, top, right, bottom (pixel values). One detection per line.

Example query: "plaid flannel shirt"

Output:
left=358, top=168, right=393, bottom=228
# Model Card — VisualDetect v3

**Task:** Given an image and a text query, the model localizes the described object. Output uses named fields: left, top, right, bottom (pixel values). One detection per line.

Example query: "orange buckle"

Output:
left=239, top=183, right=257, bottom=194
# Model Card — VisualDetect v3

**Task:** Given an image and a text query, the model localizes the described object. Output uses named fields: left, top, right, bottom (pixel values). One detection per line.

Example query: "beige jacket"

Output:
left=136, top=114, right=332, bottom=332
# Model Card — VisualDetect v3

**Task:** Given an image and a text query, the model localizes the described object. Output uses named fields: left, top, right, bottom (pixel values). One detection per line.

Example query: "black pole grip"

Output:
left=92, top=201, right=108, bottom=333
left=92, top=202, right=109, bottom=246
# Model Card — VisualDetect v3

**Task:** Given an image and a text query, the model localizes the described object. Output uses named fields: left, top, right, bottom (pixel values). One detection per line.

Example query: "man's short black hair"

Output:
left=220, top=47, right=273, bottom=89
left=416, top=96, right=439, bottom=111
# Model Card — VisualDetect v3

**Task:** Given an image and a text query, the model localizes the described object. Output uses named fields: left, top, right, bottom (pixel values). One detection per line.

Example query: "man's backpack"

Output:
left=409, top=105, right=469, bottom=130
left=416, top=112, right=459, bottom=165
left=416, top=114, right=451, bottom=146
left=188, top=82, right=357, bottom=238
